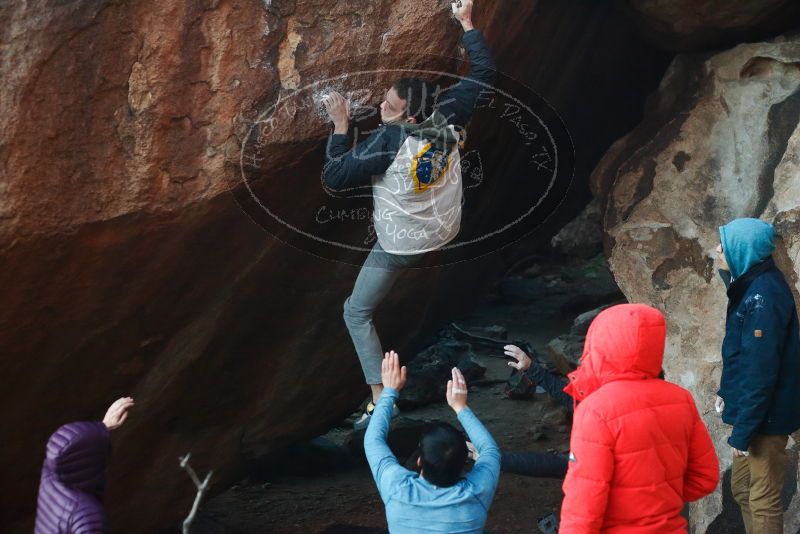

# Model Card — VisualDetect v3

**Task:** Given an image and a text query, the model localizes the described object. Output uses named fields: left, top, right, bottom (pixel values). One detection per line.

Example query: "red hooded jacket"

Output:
left=560, top=304, right=719, bottom=533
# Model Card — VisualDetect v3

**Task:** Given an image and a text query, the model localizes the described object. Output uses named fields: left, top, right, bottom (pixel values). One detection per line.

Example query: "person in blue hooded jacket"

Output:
left=715, top=218, right=800, bottom=534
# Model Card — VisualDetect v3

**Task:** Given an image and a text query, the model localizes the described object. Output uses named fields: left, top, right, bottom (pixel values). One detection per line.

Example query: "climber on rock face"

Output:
left=321, top=0, right=496, bottom=429
left=715, top=218, right=800, bottom=534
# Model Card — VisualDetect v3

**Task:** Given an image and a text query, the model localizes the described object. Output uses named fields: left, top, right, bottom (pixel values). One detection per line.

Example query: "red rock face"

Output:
left=1, top=0, right=672, bottom=531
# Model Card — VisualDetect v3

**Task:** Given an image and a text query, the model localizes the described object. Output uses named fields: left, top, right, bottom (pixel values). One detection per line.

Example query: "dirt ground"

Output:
left=202, top=284, right=578, bottom=534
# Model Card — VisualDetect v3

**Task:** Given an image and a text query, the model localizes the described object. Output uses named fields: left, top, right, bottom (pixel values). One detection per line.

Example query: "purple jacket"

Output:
left=35, top=421, right=110, bottom=534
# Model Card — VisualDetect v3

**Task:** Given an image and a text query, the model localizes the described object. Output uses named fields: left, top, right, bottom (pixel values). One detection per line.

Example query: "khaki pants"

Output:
left=731, top=434, right=788, bottom=534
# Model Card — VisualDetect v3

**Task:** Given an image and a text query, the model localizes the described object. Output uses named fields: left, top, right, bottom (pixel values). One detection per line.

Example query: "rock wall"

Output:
left=595, top=32, right=800, bottom=532
left=624, top=0, right=800, bottom=51
left=0, top=0, right=672, bottom=531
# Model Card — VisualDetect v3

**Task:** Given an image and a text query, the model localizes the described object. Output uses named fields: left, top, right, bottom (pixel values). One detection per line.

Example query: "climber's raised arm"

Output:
left=436, top=0, right=496, bottom=130
left=322, top=92, right=397, bottom=192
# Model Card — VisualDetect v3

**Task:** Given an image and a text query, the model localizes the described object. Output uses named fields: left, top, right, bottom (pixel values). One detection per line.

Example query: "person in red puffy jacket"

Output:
left=559, top=304, right=719, bottom=533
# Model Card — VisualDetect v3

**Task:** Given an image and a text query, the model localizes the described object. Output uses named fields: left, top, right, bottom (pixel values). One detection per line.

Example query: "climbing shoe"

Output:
left=353, top=401, right=400, bottom=430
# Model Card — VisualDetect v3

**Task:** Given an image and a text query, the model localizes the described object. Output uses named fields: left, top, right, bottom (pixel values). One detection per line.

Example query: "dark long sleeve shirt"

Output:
left=501, top=451, right=569, bottom=479
left=323, top=29, right=496, bottom=192
left=526, top=362, right=573, bottom=413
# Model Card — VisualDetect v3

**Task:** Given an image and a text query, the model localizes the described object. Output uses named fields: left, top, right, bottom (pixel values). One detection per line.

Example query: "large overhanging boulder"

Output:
left=595, top=33, right=800, bottom=532
left=624, top=0, right=800, bottom=51
left=0, top=0, right=677, bottom=531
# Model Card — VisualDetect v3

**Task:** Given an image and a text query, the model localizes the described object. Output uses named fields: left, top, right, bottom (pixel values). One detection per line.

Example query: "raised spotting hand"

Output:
left=504, top=344, right=532, bottom=372
left=381, top=350, right=407, bottom=391
left=103, top=397, right=134, bottom=430
left=446, top=367, right=469, bottom=413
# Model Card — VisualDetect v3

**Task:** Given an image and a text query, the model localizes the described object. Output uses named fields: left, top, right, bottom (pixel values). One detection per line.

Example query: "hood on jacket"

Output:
left=44, top=421, right=110, bottom=496
left=564, top=304, right=666, bottom=402
left=402, top=110, right=460, bottom=151
left=719, top=218, right=775, bottom=280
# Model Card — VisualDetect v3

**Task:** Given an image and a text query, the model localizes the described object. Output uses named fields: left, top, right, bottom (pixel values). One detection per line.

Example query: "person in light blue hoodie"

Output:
left=715, top=217, right=800, bottom=534
left=364, top=351, right=501, bottom=534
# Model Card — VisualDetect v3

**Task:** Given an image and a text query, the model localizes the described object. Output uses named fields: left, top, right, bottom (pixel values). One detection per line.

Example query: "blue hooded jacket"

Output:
left=720, top=218, right=776, bottom=279
left=718, top=218, right=800, bottom=450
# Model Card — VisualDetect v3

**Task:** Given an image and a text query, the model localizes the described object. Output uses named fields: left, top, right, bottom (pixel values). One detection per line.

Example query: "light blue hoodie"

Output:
left=364, top=388, right=501, bottom=534
left=719, top=218, right=776, bottom=279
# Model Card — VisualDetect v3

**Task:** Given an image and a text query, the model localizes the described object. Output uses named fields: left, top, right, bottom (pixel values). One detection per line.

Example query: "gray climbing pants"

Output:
left=343, top=242, right=424, bottom=385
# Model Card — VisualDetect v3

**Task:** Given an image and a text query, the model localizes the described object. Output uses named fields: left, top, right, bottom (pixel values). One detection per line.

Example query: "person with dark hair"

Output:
left=388, top=77, right=436, bottom=123
left=321, top=0, right=496, bottom=429
left=35, top=397, right=134, bottom=534
left=504, top=344, right=573, bottom=411
left=364, top=351, right=500, bottom=533
left=416, top=421, right=469, bottom=487
left=715, top=218, right=800, bottom=533
left=468, top=344, right=571, bottom=480
left=476, top=343, right=672, bottom=482
left=560, top=304, right=719, bottom=532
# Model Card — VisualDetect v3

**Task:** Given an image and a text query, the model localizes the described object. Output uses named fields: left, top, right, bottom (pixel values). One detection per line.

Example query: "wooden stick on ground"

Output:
left=179, top=452, right=213, bottom=534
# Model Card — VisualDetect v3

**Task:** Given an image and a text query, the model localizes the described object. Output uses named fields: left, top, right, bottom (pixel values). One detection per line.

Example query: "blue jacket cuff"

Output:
left=728, top=434, right=750, bottom=451
left=381, top=387, right=399, bottom=400
left=462, top=29, right=482, bottom=44
left=456, top=406, right=474, bottom=421
left=328, top=133, right=350, bottom=145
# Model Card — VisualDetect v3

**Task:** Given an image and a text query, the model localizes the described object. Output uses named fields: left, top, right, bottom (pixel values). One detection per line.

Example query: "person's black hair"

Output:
left=418, top=421, right=468, bottom=487
left=391, top=77, right=436, bottom=122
